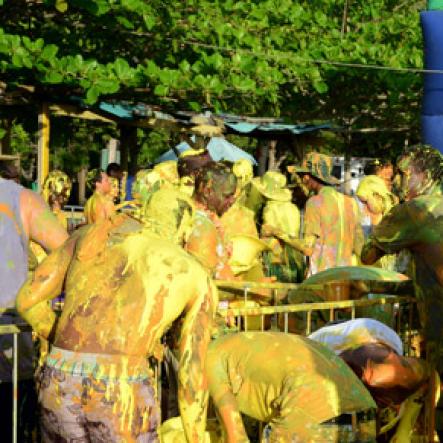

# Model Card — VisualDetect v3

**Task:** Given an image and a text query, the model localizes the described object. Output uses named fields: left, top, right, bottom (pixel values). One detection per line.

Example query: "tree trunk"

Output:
left=78, top=166, right=87, bottom=205
left=119, top=125, right=137, bottom=172
left=343, top=132, right=352, bottom=195
left=268, top=140, right=277, bottom=171
left=0, top=119, right=12, bottom=155
left=257, top=140, right=268, bottom=176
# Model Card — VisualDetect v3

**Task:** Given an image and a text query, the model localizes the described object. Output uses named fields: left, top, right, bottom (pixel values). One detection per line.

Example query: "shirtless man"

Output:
left=186, top=162, right=237, bottom=279
left=206, top=332, right=376, bottom=442
left=16, top=212, right=218, bottom=442
left=84, top=169, right=115, bottom=223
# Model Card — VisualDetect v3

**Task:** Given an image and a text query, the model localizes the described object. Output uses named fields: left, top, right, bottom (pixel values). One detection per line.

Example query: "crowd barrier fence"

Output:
left=2, top=279, right=431, bottom=442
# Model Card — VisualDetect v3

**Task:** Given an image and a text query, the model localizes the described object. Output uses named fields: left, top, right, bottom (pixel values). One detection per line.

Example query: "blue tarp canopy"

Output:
left=155, top=137, right=257, bottom=165
left=223, top=121, right=334, bottom=136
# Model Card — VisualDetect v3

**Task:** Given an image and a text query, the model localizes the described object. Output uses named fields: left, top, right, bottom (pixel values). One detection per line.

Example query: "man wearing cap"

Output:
left=221, top=160, right=259, bottom=253
left=288, top=152, right=364, bottom=276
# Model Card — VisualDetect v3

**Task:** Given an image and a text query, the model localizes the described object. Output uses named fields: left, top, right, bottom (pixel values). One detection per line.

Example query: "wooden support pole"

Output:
left=268, top=140, right=277, bottom=171
left=257, top=140, right=268, bottom=176
left=77, top=166, right=87, bottom=205
left=119, top=125, right=137, bottom=172
left=37, top=103, right=50, bottom=192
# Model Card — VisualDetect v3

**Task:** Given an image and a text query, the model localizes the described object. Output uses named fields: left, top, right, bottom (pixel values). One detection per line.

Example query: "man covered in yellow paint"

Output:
left=288, top=153, right=363, bottom=276
left=84, top=169, right=115, bottom=224
left=186, top=162, right=237, bottom=280
left=254, top=170, right=304, bottom=283
left=16, top=200, right=218, bottom=442
left=206, top=332, right=376, bottom=442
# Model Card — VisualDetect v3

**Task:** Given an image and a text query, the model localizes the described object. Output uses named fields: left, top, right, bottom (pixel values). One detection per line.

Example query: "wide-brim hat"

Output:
left=153, top=160, right=179, bottom=185
left=288, top=152, right=340, bottom=186
left=190, top=124, right=223, bottom=137
left=252, top=170, right=292, bottom=201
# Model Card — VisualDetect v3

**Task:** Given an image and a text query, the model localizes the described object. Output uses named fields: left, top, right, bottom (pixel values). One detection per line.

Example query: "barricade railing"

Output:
left=63, top=206, right=85, bottom=232
left=215, top=280, right=417, bottom=355
left=0, top=310, right=33, bottom=443
left=3, top=281, right=422, bottom=442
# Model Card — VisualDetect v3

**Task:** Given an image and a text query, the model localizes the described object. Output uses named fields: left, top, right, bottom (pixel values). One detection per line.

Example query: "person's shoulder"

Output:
left=411, top=194, right=442, bottom=209
left=387, top=196, right=434, bottom=219
left=306, top=193, right=323, bottom=208
left=20, top=187, right=48, bottom=209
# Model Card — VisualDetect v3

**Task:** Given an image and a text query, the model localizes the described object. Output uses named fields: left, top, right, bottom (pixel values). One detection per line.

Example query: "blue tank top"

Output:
left=0, top=178, right=28, bottom=308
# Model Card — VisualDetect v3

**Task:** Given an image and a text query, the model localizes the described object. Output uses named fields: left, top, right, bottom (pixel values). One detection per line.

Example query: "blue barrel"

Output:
left=421, top=11, right=443, bottom=153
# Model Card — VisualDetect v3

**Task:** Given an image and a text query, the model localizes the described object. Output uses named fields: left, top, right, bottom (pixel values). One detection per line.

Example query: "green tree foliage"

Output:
left=0, top=0, right=426, bottom=157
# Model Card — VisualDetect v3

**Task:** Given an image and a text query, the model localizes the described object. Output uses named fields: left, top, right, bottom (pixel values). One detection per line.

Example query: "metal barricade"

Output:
left=3, top=280, right=423, bottom=442
left=0, top=311, right=33, bottom=443
left=215, top=280, right=418, bottom=355
left=63, top=205, right=85, bottom=232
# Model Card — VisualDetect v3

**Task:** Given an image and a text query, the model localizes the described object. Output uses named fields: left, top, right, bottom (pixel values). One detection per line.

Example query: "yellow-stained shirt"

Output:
left=220, top=202, right=258, bottom=241
left=207, top=332, right=375, bottom=442
left=304, top=186, right=363, bottom=276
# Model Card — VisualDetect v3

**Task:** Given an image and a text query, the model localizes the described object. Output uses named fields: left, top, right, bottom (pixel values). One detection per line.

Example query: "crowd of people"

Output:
left=0, top=141, right=442, bottom=442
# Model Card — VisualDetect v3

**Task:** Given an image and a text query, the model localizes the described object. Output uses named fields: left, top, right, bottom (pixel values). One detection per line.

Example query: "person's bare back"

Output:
left=17, top=214, right=218, bottom=441
left=55, top=217, right=213, bottom=357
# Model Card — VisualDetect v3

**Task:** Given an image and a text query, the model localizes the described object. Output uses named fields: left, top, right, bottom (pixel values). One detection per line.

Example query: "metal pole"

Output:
left=37, top=103, right=50, bottom=192
left=13, top=332, right=18, bottom=443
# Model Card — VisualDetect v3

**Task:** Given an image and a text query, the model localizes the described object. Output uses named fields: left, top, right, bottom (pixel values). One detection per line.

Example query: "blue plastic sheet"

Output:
left=421, top=11, right=443, bottom=153
left=155, top=137, right=257, bottom=165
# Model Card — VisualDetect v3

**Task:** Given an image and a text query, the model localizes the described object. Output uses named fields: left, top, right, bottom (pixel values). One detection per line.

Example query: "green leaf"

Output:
left=40, top=44, right=58, bottom=60
left=12, top=48, right=32, bottom=68
left=144, top=60, right=159, bottom=77
left=85, top=86, right=100, bottom=104
left=55, top=0, right=68, bottom=13
left=96, top=79, right=120, bottom=94
left=113, top=58, right=131, bottom=78
left=179, top=60, right=191, bottom=73
left=45, top=71, right=64, bottom=83
left=313, top=80, right=328, bottom=94
left=0, top=128, right=6, bottom=139
left=188, top=101, right=201, bottom=112
left=143, top=14, right=156, bottom=30
left=154, top=84, right=168, bottom=96
left=116, top=16, right=135, bottom=30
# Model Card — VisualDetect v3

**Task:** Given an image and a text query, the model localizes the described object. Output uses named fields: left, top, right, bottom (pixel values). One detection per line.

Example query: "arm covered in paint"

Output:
left=361, top=202, right=418, bottom=265
left=205, top=344, right=249, bottom=443
left=177, top=275, right=219, bottom=442
left=16, top=235, right=76, bottom=339
left=284, top=196, right=320, bottom=256
left=353, top=212, right=365, bottom=259
left=277, top=234, right=316, bottom=256
left=20, top=189, right=68, bottom=251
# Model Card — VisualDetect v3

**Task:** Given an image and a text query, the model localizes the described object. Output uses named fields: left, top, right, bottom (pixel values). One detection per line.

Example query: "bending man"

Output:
left=206, top=332, right=376, bottom=442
